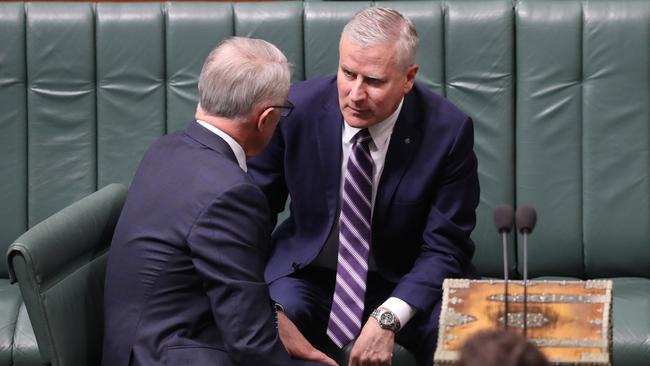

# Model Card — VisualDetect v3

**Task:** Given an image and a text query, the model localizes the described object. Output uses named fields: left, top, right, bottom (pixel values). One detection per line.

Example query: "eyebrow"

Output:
left=340, top=66, right=385, bottom=81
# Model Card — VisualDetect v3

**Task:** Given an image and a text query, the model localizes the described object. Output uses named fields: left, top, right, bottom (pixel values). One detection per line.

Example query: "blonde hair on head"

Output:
left=341, top=7, right=418, bottom=70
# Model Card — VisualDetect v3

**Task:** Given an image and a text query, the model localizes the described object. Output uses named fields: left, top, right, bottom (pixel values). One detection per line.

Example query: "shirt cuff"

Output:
left=380, top=297, right=417, bottom=330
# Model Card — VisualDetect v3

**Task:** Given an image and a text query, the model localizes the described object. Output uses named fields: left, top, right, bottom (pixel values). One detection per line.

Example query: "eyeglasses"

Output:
left=267, top=100, right=295, bottom=118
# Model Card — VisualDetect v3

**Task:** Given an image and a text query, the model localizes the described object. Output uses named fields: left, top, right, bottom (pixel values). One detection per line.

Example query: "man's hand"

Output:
left=348, top=318, right=395, bottom=366
left=277, top=311, right=339, bottom=366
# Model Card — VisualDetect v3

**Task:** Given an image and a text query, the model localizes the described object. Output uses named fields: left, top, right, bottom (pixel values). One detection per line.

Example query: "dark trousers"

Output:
left=269, top=267, right=440, bottom=366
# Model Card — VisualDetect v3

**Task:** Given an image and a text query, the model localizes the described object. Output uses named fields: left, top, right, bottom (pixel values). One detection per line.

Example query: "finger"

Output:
left=347, top=353, right=359, bottom=366
left=359, top=356, right=377, bottom=366
left=352, top=353, right=372, bottom=366
left=372, top=356, right=387, bottom=366
left=314, top=350, right=339, bottom=366
left=303, top=348, right=338, bottom=366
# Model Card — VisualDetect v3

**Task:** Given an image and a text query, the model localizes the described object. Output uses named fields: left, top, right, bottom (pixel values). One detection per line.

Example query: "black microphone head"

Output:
left=516, top=205, right=537, bottom=234
left=493, top=204, right=515, bottom=233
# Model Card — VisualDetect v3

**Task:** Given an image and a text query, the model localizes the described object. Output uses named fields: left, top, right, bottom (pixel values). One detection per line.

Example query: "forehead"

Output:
left=338, top=38, right=399, bottom=76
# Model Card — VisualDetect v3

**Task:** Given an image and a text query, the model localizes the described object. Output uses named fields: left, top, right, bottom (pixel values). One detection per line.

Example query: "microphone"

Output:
left=494, top=204, right=515, bottom=233
left=515, top=205, right=537, bottom=338
left=494, top=205, right=514, bottom=329
left=515, top=205, right=537, bottom=234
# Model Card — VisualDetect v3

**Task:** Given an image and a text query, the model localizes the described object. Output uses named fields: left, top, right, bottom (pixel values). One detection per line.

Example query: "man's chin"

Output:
left=342, top=113, right=377, bottom=128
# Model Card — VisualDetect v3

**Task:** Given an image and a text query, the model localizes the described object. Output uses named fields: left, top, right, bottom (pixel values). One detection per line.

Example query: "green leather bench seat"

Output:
left=0, top=281, right=39, bottom=366
left=7, top=184, right=127, bottom=366
left=0, top=1, right=648, bottom=365
left=516, top=1, right=650, bottom=364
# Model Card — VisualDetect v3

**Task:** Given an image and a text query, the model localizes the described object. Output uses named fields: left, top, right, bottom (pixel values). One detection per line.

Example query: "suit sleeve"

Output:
left=185, top=182, right=293, bottom=365
left=391, top=116, right=480, bottom=313
left=247, top=126, right=290, bottom=228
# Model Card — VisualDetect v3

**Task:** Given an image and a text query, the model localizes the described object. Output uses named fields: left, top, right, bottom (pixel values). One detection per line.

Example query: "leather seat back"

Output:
left=3, top=0, right=647, bottom=283
left=7, top=184, right=127, bottom=366
left=515, top=0, right=650, bottom=278
left=0, top=0, right=514, bottom=280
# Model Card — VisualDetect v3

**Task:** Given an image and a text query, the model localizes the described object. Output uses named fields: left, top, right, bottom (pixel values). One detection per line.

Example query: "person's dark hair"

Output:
left=458, top=329, right=550, bottom=366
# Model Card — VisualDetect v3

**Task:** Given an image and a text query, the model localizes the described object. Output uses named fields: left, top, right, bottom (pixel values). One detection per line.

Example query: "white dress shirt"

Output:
left=339, top=99, right=417, bottom=329
left=196, top=120, right=247, bottom=172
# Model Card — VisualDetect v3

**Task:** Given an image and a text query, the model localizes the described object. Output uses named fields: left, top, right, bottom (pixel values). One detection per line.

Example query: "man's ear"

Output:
left=404, top=63, right=419, bottom=93
left=256, top=107, right=274, bottom=132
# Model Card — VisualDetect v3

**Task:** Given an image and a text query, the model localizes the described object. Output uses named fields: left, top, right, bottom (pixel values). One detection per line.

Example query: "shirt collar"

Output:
left=195, top=120, right=247, bottom=172
left=342, top=98, right=404, bottom=150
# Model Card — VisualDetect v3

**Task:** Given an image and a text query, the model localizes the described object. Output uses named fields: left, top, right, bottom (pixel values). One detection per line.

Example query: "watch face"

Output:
left=380, top=312, right=395, bottom=325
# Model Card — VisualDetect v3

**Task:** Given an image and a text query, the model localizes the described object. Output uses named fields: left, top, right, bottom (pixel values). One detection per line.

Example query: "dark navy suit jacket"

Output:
left=102, top=122, right=311, bottom=366
left=248, top=76, right=480, bottom=315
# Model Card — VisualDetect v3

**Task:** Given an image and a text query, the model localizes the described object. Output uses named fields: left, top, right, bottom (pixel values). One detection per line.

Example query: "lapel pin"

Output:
left=404, top=138, right=411, bottom=144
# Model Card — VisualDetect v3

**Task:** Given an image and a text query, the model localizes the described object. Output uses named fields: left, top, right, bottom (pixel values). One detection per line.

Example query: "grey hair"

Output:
left=341, top=7, right=418, bottom=70
left=198, top=37, right=291, bottom=120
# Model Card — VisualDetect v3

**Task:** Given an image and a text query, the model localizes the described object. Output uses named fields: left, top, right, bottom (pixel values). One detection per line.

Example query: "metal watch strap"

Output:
left=370, top=307, right=401, bottom=332
left=273, top=302, right=285, bottom=313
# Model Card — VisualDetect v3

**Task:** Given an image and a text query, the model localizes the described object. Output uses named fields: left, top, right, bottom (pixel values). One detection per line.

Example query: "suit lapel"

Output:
left=184, top=121, right=238, bottom=164
left=316, top=87, right=344, bottom=214
left=373, top=94, right=422, bottom=227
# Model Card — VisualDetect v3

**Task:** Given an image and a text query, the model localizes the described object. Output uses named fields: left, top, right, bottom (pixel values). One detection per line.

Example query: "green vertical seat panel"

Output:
left=446, top=0, right=515, bottom=277
left=26, top=3, right=97, bottom=227
left=96, top=3, right=166, bottom=187
left=165, top=3, right=234, bottom=133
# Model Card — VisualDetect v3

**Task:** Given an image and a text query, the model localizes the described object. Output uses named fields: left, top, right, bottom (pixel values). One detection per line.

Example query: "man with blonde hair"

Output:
left=250, top=7, right=480, bottom=366
left=102, top=37, right=331, bottom=366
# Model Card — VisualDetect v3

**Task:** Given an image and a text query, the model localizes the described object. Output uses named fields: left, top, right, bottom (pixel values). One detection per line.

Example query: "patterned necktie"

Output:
left=327, top=128, right=373, bottom=348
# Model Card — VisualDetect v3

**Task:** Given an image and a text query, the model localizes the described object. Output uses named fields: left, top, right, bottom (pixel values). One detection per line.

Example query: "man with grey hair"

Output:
left=102, top=37, right=332, bottom=366
left=249, top=7, right=479, bottom=366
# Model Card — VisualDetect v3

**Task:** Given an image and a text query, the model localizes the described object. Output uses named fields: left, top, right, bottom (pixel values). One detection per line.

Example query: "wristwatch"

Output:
left=272, top=302, right=284, bottom=329
left=370, top=307, right=401, bottom=332
left=273, top=302, right=285, bottom=313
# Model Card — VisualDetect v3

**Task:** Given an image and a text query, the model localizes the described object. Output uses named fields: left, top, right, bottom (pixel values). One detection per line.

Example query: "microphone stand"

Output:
left=522, top=229, right=529, bottom=338
left=501, top=230, right=509, bottom=329
left=493, top=204, right=514, bottom=330
left=516, top=205, right=536, bottom=339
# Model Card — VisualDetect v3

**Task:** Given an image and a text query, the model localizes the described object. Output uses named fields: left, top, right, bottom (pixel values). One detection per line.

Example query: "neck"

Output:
left=195, top=109, right=255, bottom=158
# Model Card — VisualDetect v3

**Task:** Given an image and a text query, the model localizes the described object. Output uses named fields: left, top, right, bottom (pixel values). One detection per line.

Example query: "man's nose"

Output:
left=349, top=78, right=366, bottom=102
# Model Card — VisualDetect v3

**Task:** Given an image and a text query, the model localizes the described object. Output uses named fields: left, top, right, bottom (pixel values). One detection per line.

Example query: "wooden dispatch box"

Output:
left=433, top=279, right=613, bottom=365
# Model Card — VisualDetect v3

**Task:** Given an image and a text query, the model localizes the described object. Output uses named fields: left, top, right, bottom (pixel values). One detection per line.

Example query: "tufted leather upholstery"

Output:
left=0, top=1, right=648, bottom=365
left=7, top=184, right=127, bottom=366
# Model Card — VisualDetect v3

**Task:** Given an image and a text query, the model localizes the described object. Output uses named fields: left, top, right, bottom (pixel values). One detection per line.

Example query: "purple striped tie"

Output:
left=327, top=128, right=373, bottom=348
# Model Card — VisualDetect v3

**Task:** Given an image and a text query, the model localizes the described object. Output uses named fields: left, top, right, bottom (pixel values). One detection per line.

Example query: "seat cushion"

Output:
left=0, top=279, right=40, bottom=366
left=610, top=277, right=650, bottom=366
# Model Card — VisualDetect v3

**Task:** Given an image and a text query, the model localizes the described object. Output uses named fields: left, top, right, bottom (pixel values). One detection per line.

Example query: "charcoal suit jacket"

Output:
left=102, top=121, right=320, bottom=366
